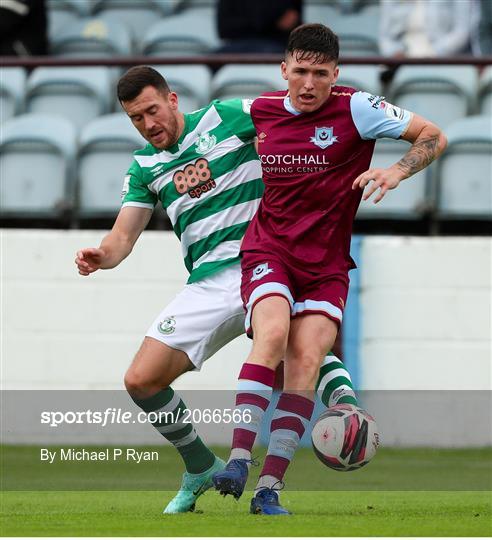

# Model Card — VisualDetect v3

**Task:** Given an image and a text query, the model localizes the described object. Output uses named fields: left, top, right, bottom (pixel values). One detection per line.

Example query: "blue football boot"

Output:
left=250, top=487, right=291, bottom=515
left=212, top=458, right=255, bottom=500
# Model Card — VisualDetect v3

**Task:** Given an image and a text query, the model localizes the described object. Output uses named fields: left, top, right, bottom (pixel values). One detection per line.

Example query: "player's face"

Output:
left=121, top=85, right=183, bottom=149
left=281, top=54, right=339, bottom=113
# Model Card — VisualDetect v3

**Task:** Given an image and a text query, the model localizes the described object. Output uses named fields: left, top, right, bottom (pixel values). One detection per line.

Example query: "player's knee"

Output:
left=124, top=368, right=159, bottom=398
left=256, top=322, right=289, bottom=357
left=123, top=369, right=143, bottom=395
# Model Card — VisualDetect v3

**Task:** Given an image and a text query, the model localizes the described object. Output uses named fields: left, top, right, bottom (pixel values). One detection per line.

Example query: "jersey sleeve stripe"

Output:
left=399, top=112, right=414, bottom=138
left=121, top=201, right=155, bottom=209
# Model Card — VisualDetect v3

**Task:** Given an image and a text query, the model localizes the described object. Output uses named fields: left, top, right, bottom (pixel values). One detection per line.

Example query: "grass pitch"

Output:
left=2, top=490, right=491, bottom=537
left=1, top=446, right=491, bottom=537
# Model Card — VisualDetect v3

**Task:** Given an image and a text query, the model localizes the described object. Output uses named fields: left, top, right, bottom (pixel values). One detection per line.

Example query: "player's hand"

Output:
left=352, top=168, right=401, bottom=204
left=75, top=248, right=106, bottom=276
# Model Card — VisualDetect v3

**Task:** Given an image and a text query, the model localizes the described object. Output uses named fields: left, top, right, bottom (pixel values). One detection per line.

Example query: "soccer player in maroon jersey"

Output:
left=213, top=23, right=448, bottom=514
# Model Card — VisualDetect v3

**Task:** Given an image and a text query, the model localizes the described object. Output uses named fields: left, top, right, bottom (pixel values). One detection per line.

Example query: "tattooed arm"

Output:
left=352, top=114, right=447, bottom=203
left=396, top=115, right=448, bottom=178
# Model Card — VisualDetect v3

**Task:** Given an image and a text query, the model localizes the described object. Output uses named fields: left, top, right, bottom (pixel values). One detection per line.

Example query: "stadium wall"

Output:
left=2, top=230, right=491, bottom=446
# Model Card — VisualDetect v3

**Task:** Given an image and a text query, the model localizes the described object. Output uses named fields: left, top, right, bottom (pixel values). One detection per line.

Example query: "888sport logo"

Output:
left=172, top=158, right=216, bottom=199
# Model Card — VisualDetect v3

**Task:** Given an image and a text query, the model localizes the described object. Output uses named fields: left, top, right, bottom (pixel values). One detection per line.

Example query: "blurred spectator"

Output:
left=216, top=0, right=302, bottom=54
left=379, top=0, right=475, bottom=57
left=477, top=0, right=492, bottom=55
left=0, top=0, right=48, bottom=56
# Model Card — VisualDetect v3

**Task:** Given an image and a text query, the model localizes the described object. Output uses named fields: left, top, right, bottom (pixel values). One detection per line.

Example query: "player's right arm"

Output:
left=75, top=206, right=153, bottom=276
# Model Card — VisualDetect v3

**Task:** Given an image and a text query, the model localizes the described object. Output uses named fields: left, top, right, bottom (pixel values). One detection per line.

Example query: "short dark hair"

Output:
left=286, top=23, right=339, bottom=64
left=117, top=66, right=170, bottom=103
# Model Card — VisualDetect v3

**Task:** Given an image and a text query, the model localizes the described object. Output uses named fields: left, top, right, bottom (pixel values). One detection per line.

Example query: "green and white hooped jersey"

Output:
left=122, top=99, right=263, bottom=284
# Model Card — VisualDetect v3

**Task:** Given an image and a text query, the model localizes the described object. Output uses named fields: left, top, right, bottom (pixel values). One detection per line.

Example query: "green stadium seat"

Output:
left=305, top=4, right=380, bottom=56
left=304, top=3, right=340, bottom=25
left=211, top=65, right=285, bottom=101
left=337, top=65, right=382, bottom=95
left=0, top=114, right=77, bottom=218
left=356, top=138, right=431, bottom=220
left=388, top=66, right=479, bottom=129
left=141, top=7, right=219, bottom=56
left=152, top=65, right=211, bottom=113
left=77, top=113, right=146, bottom=218
left=332, top=5, right=380, bottom=56
left=435, top=115, right=492, bottom=220
left=91, top=0, right=180, bottom=42
left=0, top=67, right=26, bottom=122
left=47, top=0, right=91, bottom=40
left=50, top=16, right=133, bottom=57
left=26, top=67, right=113, bottom=131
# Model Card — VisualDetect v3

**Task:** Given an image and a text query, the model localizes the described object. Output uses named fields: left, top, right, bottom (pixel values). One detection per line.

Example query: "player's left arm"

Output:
left=352, top=114, right=447, bottom=203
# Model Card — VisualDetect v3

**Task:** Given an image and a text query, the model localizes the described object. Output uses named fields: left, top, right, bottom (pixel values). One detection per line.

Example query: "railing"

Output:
left=2, top=55, right=492, bottom=68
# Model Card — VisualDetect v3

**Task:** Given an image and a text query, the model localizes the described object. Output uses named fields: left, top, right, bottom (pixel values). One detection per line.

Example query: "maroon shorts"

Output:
left=240, top=251, right=349, bottom=336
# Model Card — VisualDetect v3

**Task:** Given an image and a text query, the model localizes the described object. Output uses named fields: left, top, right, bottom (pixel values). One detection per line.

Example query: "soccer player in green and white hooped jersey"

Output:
left=75, top=66, right=356, bottom=514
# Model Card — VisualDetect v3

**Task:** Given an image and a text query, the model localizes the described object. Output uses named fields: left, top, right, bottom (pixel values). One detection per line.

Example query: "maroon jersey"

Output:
left=242, top=86, right=375, bottom=275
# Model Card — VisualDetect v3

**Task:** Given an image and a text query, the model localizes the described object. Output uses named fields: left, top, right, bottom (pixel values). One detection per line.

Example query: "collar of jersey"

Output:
left=283, top=94, right=302, bottom=116
left=162, top=113, right=189, bottom=154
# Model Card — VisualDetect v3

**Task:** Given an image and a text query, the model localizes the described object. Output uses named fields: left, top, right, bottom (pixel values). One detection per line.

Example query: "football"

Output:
left=311, top=404, right=379, bottom=471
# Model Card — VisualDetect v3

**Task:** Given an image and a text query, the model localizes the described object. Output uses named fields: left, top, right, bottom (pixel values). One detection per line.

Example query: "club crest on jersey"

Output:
left=251, top=263, right=274, bottom=282
left=195, top=132, right=217, bottom=154
left=310, top=127, right=338, bottom=149
left=158, top=316, right=176, bottom=335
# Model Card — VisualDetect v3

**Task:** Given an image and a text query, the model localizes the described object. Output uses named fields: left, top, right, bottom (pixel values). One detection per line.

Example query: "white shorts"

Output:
left=146, top=264, right=245, bottom=370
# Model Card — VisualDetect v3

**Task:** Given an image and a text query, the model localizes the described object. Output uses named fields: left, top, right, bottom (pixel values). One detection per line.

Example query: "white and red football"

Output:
left=311, top=404, right=380, bottom=471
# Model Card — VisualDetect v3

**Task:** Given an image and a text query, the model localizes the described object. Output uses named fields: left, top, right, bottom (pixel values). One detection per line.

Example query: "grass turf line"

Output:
left=1, top=490, right=491, bottom=536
